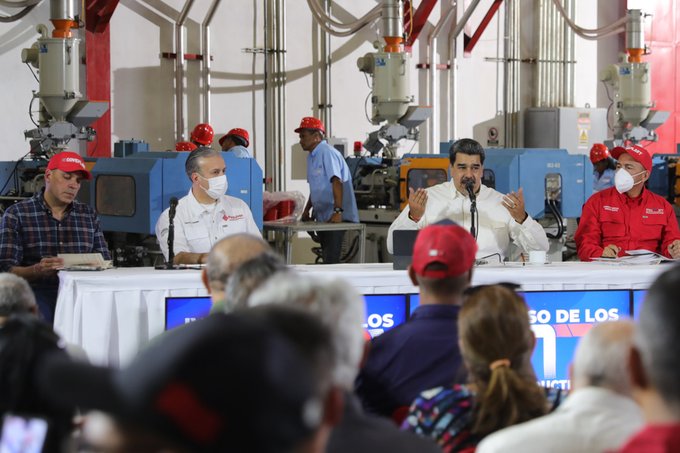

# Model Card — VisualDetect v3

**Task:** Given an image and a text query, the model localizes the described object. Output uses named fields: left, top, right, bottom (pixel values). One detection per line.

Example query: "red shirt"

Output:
left=575, top=187, right=680, bottom=261
left=618, top=424, right=680, bottom=453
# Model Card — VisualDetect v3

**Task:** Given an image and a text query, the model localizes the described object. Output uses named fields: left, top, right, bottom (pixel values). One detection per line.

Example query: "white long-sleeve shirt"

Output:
left=387, top=181, right=549, bottom=260
left=155, top=189, right=260, bottom=260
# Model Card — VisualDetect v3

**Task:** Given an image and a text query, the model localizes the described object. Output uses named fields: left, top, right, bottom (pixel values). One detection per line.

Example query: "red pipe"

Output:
left=463, top=0, right=504, bottom=55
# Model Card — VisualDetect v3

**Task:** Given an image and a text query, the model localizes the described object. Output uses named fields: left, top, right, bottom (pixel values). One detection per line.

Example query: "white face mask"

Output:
left=198, top=174, right=228, bottom=199
left=614, top=168, right=645, bottom=194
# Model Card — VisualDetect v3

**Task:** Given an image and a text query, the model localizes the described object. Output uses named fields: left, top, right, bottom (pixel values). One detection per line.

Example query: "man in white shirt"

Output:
left=477, top=321, right=643, bottom=453
left=155, top=147, right=260, bottom=265
left=387, top=138, right=548, bottom=261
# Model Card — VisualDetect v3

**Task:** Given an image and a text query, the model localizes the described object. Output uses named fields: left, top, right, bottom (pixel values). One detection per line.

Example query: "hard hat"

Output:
left=294, top=117, right=326, bottom=134
left=175, top=141, right=197, bottom=152
left=219, top=128, right=250, bottom=148
left=590, top=143, right=610, bottom=164
left=190, top=123, right=214, bottom=146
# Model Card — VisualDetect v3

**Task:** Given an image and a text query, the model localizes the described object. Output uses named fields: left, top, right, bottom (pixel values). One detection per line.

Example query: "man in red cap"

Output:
left=575, top=145, right=680, bottom=260
left=218, top=128, right=252, bottom=158
left=356, top=223, right=477, bottom=417
left=0, top=152, right=110, bottom=323
left=295, top=116, right=359, bottom=264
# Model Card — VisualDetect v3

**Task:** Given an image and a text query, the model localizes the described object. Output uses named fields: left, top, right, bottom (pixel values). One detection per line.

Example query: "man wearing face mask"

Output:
left=155, top=147, right=260, bottom=265
left=575, top=144, right=680, bottom=261
left=387, top=138, right=549, bottom=261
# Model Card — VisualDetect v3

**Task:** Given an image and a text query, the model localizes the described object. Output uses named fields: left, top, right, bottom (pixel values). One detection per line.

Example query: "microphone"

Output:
left=169, top=197, right=178, bottom=220
left=167, top=197, right=179, bottom=268
left=465, top=180, right=476, bottom=202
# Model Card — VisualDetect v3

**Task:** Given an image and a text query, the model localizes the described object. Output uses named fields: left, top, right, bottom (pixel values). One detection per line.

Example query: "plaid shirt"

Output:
left=0, top=190, right=110, bottom=273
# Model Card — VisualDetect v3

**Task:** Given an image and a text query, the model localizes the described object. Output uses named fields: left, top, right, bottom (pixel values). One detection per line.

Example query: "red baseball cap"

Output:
left=611, top=145, right=652, bottom=172
left=412, top=224, right=478, bottom=278
left=47, top=151, right=92, bottom=180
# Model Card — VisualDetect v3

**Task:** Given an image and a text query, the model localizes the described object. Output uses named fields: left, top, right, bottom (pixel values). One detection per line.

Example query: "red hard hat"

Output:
left=175, top=141, right=197, bottom=152
left=219, top=128, right=250, bottom=148
left=294, top=117, right=326, bottom=134
left=190, top=123, right=214, bottom=145
left=590, top=143, right=610, bottom=164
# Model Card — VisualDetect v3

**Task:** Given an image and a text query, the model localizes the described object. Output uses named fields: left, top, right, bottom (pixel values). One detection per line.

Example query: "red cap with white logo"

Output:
left=47, top=151, right=92, bottom=180
left=611, top=145, right=652, bottom=173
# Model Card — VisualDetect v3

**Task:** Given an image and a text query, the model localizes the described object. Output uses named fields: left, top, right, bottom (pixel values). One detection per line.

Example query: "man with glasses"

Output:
left=0, top=152, right=110, bottom=323
left=387, top=138, right=548, bottom=261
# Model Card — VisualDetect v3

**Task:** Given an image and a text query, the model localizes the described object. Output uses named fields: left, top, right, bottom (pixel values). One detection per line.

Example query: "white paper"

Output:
left=57, top=253, right=112, bottom=270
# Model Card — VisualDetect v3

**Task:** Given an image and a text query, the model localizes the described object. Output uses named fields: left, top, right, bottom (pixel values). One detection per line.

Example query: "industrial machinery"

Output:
left=600, top=9, right=669, bottom=146
left=356, top=0, right=431, bottom=157
left=20, top=0, right=108, bottom=156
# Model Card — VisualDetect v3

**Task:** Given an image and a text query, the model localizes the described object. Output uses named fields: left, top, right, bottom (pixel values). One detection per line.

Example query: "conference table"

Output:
left=54, top=262, right=671, bottom=368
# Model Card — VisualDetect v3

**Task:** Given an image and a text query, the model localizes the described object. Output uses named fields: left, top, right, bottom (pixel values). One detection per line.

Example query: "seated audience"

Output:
left=222, top=251, right=287, bottom=311
left=355, top=223, right=477, bottom=418
left=402, top=284, right=564, bottom=452
left=37, top=313, right=325, bottom=453
left=249, top=273, right=442, bottom=453
left=618, top=265, right=680, bottom=452
left=478, top=321, right=643, bottom=453
left=0, top=273, right=39, bottom=323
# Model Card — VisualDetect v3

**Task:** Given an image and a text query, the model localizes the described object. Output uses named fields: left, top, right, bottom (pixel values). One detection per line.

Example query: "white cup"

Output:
left=529, top=250, right=547, bottom=265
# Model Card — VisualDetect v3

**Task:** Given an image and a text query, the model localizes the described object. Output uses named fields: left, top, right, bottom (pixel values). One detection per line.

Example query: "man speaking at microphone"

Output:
left=387, top=138, right=548, bottom=260
left=155, top=147, right=259, bottom=265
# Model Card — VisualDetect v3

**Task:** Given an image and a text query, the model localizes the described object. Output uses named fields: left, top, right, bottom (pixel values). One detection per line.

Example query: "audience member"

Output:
left=355, top=223, right=477, bottom=418
left=403, top=284, right=564, bottom=452
left=0, top=273, right=38, bottom=323
left=249, top=273, right=442, bottom=453
left=201, top=233, right=272, bottom=307
left=222, top=251, right=287, bottom=311
left=618, top=265, right=680, bottom=452
left=478, top=321, right=643, bottom=453
left=38, top=313, right=324, bottom=453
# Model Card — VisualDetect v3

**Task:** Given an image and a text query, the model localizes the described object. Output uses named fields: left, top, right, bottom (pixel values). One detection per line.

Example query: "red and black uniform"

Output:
left=575, top=187, right=680, bottom=261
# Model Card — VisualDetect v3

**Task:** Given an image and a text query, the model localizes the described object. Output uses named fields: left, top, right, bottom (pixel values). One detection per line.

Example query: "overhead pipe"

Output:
left=447, top=3, right=459, bottom=141
left=451, top=0, right=483, bottom=40
left=276, top=0, right=287, bottom=190
left=174, top=0, right=196, bottom=142
left=201, top=0, right=222, bottom=124
left=427, top=2, right=457, bottom=153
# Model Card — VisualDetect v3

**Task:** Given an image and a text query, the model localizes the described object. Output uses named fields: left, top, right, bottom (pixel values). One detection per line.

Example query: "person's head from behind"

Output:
left=201, top=233, right=272, bottom=303
left=449, top=138, right=485, bottom=194
left=459, top=284, right=546, bottom=436
left=184, top=147, right=227, bottom=201
left=630, top=265, right=680, bottom=421
left=0, top=274, right=38, bottom=324
left=39, top=313, right=323, bottom=453
left=248, top=273, right=365, bottom=392
left=222, top=252, right=288, bottom=312
left=409, top=223, right=477, bottom=302
left=570, top=320, right=635, bottom=395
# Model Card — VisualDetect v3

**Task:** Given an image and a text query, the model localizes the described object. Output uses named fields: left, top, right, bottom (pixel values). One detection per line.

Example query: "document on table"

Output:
left=57, top=253, right=113, bottom=270
left=591, top=249, right=678, bottom=265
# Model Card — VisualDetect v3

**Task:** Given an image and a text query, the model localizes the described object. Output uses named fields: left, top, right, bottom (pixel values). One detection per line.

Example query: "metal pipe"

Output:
left=382, top=0, right=404, bottom=38
left=174, top=0, right=196, bottom=142
left=280, top=0, right=287, bottom=190
left=201, top=0, right=221, bottom=124
left=446, top=1, right=459, bottom=141
left=50, top=0, right=75, bottom=20
left=428, top=2, right=457, bottom=153
left=567, top=0, right=575, bottom=105
left=451, top=0, right=483, bottom=40
left=263, top=0, right=271, bottom=192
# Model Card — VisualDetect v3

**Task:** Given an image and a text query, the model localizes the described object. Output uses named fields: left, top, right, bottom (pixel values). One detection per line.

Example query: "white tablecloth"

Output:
left=54, top=262, right=672, bottom=367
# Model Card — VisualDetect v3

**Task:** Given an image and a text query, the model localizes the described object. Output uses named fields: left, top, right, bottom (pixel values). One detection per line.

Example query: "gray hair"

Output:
left=635, top=265, right=680, bottom=414
left=571, top=321, right=635, bottom=395
left=185, top=146, right=222, bottom=179
left=0, top=274, right=36, bottom=317
left=223, top=252, right=287, bottom=312
left=205, top=234, right=271, bottom=293
left=248, top=273, right=365, bottom=390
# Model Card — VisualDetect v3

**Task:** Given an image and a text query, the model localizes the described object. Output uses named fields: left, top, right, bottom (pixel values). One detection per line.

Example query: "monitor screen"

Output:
left=523, top=290, right=631, bottom=389
left=409, top=293, right=420, bottom=315
left=632, top=290, right=646, bottom=320
left=165, top=296, right=213, bottom=330
left=362, top=294, right=408, bottom=339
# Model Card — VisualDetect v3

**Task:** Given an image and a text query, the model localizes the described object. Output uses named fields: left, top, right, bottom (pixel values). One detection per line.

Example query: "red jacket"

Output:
left=575, top=187, right=680, bottom=261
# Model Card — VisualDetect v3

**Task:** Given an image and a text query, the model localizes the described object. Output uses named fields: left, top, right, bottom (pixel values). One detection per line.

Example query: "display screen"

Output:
left=363, top=294, right=408, bottom=338
left=523, top=290, right=631, bottom=389
left=632, top=290, right=646, bottom=320
left=165, top=296, right=213, bottom=330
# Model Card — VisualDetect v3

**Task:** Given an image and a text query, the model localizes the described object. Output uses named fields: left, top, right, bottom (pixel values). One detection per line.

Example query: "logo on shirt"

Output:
left=603, top=205, right=619, bottom=212
left=645, top=208, right=664, bottom=215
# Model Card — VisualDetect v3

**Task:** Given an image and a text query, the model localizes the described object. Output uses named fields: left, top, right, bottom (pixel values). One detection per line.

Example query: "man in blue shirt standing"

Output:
left=295, top=116, right=359, bottom=264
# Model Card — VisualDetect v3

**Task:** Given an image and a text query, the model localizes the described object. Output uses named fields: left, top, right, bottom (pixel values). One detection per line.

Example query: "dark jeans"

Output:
left=317, top=230, right=346, bottom=264
left=32, top=283, right=59, bottom=324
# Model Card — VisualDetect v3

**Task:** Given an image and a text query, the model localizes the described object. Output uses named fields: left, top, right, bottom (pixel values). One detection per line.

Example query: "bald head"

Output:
left=572, top=321, right=635, bottom=395
left=204, top=234, right=271, bottom=300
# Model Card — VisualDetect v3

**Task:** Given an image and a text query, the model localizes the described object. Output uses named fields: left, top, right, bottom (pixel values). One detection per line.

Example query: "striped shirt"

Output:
left=0, top=190, right=110, bottom=274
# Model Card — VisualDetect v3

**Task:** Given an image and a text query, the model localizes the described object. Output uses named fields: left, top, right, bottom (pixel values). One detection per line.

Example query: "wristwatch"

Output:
left=333, top=207, right=344, bottom=213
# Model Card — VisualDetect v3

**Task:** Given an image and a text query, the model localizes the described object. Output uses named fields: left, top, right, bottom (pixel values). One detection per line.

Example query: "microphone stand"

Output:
left=156, top=197, right=179, bottom=270
left=466, top=182, right=478, bottom=239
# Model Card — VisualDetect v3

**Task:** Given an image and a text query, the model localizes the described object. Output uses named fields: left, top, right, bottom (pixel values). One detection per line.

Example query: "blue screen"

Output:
left=165, top=296, right=213, bottom=330
left=409, top=294, right=420, bottom=315
left=362, top=294, right=408, bottom=338
left=522, top=290, right=631, bottom=389
left=632, top=290, right=646, bottom=320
